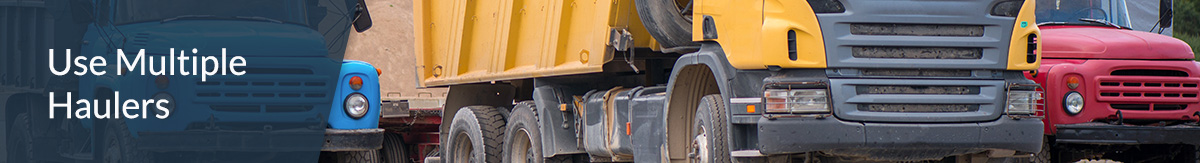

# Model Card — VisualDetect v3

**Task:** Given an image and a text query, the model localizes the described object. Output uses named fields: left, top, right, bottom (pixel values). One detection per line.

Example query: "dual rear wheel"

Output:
left=445, top=106, right=507, bottom=163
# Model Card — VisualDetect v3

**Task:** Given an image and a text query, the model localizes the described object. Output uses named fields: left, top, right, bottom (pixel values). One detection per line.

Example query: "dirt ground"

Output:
left=344, top=0, right=447, bottom=99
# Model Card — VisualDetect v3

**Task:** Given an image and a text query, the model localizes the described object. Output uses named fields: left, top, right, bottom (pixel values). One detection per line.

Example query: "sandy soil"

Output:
left=344, top=0, right=447, bottom=99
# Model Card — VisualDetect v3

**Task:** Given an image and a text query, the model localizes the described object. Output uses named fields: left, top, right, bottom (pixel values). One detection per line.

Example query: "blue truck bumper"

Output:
left=321, top=128, right=384, bottom=152
left=136, top=129, right=325, bottom=152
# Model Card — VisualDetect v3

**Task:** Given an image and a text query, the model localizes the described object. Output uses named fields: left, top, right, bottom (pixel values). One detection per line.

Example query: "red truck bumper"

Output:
left=1055, top=122, right=1200, bottom=145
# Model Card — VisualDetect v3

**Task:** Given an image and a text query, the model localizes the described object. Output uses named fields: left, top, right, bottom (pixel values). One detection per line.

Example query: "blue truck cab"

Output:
left=61, top=0, right=376, bottom=162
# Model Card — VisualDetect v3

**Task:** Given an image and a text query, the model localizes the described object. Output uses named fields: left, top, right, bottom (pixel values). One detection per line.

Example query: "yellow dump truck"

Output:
left=414, top=0, right=1045, bottom=162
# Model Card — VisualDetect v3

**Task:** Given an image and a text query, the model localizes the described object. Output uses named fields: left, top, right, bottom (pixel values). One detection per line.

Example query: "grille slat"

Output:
left=850, top=23, right=984, bottom=37
left=860, top=69, right=972, bottom=77
left=858, top=86, right=979, bottom=95
left=1111, top=69, right=1188, bottom=77
left=1110, top=104, right=1189, bottom=111
left=210, top=105, right=261, bottom=112
left=852, top=47, right=983, bottom=59
left=858, top=104, right=979, bottom=113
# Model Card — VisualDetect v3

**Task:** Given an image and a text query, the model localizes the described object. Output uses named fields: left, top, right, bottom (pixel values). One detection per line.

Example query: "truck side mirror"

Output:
left=1159, top=0, right=1173, bottom=28
left=352, top=0, right=373, bottom=32
left=70, top=0, right=94, bottom=24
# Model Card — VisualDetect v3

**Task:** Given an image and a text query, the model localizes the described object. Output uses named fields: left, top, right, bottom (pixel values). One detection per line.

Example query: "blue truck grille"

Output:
left=191, top=67, right=331, bottom=112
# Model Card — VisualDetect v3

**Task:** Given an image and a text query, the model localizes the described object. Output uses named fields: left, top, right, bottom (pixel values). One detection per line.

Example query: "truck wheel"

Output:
left=445, top=106, right=506, bottom=163
left=338, top=150, right=381, bottom=163
left=7, top=113, right=33, bottom=163
left=102, top=119, right=151, bottom=163
left=503, top=101, right=543, bottom=163
left=380, top=132, right=409, bottom=163
left=635, top=0, right=700, bottom=52
left=690, top=94, right=731, bottom=163
left=1030, top=140, right=1051, bottom=163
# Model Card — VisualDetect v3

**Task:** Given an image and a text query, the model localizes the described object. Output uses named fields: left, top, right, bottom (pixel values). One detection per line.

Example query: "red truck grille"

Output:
left=1095, top=76, right=1200, bottom=111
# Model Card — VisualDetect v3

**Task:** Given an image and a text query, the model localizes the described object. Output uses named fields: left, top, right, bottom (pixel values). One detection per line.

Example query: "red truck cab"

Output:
left=1029, top=0, right=1200, bottom=162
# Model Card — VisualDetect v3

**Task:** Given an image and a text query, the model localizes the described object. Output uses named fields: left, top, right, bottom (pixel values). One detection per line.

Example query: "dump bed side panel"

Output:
left=414, top=0, right=655, bottom=87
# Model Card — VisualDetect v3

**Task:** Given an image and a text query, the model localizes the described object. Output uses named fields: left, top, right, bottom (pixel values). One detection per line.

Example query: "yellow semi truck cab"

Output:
left=415, top=0, right=1045, bottom=162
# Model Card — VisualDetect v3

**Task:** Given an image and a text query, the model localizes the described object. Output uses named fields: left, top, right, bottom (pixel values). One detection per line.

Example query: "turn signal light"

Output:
left=376, top=68, right=383, bottom=76
left=154, top=75, right=169, bottom=89
left=1066, top=76, right=1081, bottom=89
left=349, top=76, right=363, bottom=90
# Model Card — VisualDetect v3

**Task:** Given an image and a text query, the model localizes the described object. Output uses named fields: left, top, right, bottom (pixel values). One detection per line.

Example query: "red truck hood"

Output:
left=1040, top=25, right=1194, bottom=60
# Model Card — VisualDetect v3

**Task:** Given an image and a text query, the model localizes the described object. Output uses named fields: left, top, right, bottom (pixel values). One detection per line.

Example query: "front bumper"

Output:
left=322, top=128, right=385, bottom=152
left=757, top=116, right=1043, bottom=158
left=1056, top=123, right=1200, bottom=145
left=137, top=129, right=325, bottom=152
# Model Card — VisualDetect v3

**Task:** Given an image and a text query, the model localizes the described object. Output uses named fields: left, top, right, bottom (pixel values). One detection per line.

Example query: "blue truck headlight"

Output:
left=152, top=92, right=175, bottom=115
left=1006, top=90, right=1043, bottom=115
left=764, top=89, right=830, bottom=114
left=344, top=93, right=369, bottom=118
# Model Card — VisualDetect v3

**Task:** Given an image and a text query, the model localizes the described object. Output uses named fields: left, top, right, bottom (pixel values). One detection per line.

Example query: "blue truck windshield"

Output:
left=113, top=0, right=309, bottom=25
left=1035, top=0, right=1131, bottom=27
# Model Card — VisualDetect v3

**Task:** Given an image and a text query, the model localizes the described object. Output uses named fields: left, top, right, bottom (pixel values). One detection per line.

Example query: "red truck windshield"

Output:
left=1035, top=0, right=1131, bottom=27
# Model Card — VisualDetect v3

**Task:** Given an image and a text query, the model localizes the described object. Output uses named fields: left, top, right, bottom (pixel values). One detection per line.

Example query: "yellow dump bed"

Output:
left=413, top=0, right=657, bottom=87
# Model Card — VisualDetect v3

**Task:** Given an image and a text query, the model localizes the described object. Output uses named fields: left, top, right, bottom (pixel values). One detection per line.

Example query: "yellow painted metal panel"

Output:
left=1007, top=0, right=1041, bottom=70
left=694, top=0, right=826, bottom=70
left=415, top=0, right=655, bottom=87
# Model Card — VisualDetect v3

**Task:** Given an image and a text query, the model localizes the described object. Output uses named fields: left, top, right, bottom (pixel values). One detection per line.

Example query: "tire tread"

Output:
left=469, top=106, right=508, bottom=163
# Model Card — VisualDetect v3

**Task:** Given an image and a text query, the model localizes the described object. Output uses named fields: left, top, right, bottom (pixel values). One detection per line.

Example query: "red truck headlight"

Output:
left=1063, top=91, right=1084, bottom=115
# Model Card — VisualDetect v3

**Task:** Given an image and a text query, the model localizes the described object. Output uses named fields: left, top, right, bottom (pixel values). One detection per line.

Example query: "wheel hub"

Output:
left=689, top=126, right=710, bottom=163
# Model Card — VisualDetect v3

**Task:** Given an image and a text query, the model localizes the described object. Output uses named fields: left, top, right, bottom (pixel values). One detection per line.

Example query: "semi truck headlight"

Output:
left=1063, top=91, right=1084, bottom=115
left=991, top=0, right=1023, bottom=17
left=763, top=89, right=830, bottom=114
left=1006, top=90, right=1042, bottom=115
left=344, top=93, right=369, bottom=118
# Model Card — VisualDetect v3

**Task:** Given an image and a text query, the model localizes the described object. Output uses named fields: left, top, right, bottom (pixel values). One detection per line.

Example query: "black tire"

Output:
left=503, top=101, right=544, bottom=163
left=7, top=113, right=34, bottom=163
left=445, top=106, right=507, bottom=163
left=380, top=132, right=409, bottom=163
left=102, top=119, right=152, bottom=163
left=338, top=150, right=381, bottom=163
left=1030, top=140, right=1051, bottom=163
left=690, top=94, right=731, bottom=163
left=635, top=0, right=700, bottom=52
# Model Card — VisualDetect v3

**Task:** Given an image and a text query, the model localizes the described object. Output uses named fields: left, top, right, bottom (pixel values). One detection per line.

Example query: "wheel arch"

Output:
left=662, top=42, right=736, bottom=162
